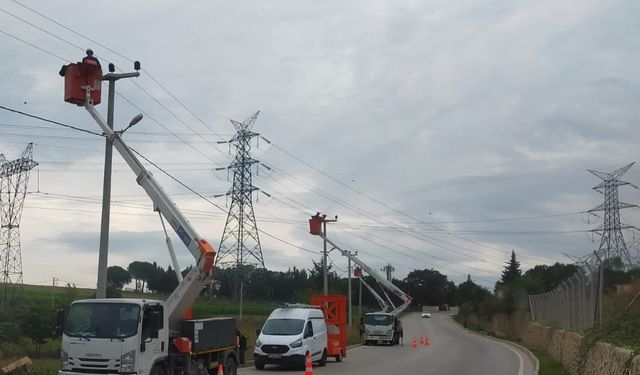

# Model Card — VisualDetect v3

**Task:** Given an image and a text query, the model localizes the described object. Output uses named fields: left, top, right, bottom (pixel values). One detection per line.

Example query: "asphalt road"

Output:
left=239, top=312, right=536, bottom=375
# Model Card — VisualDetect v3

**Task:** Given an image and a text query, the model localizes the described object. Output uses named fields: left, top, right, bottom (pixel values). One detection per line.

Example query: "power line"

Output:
left=129, top=148, right=318, bottom=256
left=0, top=105, right=103, bottom=136
left=0, top=7, right=85, bottom=50
left=9, top=0, right=135, bottom=62
left=0, top=4, right=575, bottom=274
left=0, top=28, right=67, bottom=61
left=3, top=1, right=230, bottom=159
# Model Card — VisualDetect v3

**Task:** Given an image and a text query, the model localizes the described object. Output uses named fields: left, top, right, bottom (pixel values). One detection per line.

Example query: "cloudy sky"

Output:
left=1, top=0, right=639, bottom=290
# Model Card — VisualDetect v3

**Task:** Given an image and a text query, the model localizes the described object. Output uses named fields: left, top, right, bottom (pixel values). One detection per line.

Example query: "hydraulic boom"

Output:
left=309, top=214, right=412, bottom=316
left=84, top=98, right=215, bottom=330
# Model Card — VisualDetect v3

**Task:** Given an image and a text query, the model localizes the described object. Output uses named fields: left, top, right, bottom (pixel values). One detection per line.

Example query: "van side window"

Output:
left=304, top=321, right=314, bottom=338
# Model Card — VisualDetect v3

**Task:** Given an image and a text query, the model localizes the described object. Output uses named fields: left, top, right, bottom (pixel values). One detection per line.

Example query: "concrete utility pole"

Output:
left=96, top=66, right=140, bottom=299
left=358, top=275, right=362, bottom=324
left=320, top=214, right=338, bottom=295
left=347, top=250, right=357, bottom=328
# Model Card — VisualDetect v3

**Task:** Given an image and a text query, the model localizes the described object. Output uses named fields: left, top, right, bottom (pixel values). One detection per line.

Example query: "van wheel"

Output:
left=335, top=354, right=342, bottom=362
left=254, top=362, right=265, bottom=370
left=319, top=349, right=327, bottom=366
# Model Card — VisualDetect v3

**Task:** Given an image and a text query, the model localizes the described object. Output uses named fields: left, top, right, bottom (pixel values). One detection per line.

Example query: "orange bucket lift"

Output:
left=309, top=214, right=323, bottom=235
left=62, top=62, right=103, bottom=105
left=310, top=294, right=347, bottom=361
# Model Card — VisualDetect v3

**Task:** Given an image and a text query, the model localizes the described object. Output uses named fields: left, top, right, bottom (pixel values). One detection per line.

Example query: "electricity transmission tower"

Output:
left=588, top=162, right=637, bottom=268
left=216, top=111, right=266, bottom=300
left=0, top=143, right=38, bottom=309
left=381, top=263, right=395, bottom=281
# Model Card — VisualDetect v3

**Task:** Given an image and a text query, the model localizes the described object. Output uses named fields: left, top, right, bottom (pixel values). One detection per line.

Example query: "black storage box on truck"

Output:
left=181, top=317, right=238, bottom=352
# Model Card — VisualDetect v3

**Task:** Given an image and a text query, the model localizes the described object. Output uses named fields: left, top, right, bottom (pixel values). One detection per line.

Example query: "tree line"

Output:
left=105, top=255, right=483, bottom=309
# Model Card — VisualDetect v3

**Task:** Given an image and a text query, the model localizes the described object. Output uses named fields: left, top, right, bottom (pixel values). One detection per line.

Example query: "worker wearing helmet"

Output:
left=82, top=49, right=101, bottom=69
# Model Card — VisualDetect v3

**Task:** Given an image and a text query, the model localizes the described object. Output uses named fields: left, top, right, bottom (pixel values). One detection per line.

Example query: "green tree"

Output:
left=20, top=303, right=55, bottom=353
left=404, top=268, right=455, bottom=306
left=107, top=265, right=131, bottom=290
left=520, top=262, right=578, bottom=294
left=455, top=274, right=490, bottom=306
left=498, top=250, right=522, bottom=287
left=127, top=261, right=155, bottom=292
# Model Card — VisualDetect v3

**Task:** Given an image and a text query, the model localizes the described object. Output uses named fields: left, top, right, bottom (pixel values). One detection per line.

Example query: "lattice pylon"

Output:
left=0, top=143, right=38, bottom=309
left=216, top=112, right=265, bottom=298
left=588, top=162, right=637, bottom=268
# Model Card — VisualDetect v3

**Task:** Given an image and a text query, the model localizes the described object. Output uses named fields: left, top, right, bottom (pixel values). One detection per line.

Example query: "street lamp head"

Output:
left=129, top=114, right=144, bottom=127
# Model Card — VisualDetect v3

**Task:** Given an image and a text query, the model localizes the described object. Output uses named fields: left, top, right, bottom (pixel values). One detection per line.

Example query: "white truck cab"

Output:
left=254, top=305, right=327, bottom=370
left=363, top=312, right=401, bottom=346
left=60, top=299, right=167, bottom=375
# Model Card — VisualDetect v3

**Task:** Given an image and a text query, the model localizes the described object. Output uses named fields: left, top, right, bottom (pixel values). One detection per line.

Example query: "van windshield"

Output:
left=262, top=319, right=305, bottom=335
left=364, top=314, right=392, bottom=326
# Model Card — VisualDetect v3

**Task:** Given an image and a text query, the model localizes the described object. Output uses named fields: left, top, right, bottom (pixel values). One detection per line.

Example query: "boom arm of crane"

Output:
left=84, top=100, right=216, bottom=329
left=358, top=276, right=391, bottom=312
left=320, top=234, right=412, bottom=315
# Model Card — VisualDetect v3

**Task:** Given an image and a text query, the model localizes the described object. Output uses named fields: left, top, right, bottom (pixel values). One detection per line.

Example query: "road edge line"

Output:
left=450, top=315, right=540, bottom=375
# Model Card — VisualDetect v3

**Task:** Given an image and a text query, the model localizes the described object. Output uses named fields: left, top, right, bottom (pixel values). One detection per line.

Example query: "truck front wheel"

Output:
left=224, top=356, right=238, bottom=375
left=150, top=364, right=165, bottom=375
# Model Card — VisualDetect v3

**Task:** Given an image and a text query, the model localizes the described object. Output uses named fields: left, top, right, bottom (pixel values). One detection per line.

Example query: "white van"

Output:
left=254, top=304, right=327, bottom=370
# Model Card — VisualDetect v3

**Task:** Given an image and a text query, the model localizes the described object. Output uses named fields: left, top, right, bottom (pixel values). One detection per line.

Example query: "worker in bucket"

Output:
left=82, top=49, right=101, bottom=68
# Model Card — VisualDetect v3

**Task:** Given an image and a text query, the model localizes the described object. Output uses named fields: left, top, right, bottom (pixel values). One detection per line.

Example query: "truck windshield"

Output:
left=364, top=314, right=392, bottom=326
left=261, top=319, right=305, bottom=335
left=64, top=303, right=140, bottom=339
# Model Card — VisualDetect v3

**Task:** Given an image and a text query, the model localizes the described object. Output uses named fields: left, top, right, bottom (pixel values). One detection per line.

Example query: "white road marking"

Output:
left=491, top=340, right=525, bottom=375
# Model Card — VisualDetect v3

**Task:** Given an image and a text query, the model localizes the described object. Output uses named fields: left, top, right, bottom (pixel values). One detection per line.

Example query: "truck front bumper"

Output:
left=364, top=334, right=393, bottom=342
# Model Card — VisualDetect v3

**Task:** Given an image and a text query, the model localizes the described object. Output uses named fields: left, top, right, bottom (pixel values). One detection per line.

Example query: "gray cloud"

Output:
left=1, top=0, right=639, bottom=289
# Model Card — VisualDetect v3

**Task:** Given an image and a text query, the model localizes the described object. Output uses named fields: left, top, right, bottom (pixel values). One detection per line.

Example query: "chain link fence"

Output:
left=528, top=269, right=600, bottom=332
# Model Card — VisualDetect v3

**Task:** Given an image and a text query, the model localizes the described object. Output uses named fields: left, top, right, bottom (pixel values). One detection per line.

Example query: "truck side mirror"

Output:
left=255, top=328, right=260, bottom=336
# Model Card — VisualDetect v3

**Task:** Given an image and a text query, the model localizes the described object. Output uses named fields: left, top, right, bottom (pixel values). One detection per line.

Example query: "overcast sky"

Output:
left=1, top=0, right=639, bottom=290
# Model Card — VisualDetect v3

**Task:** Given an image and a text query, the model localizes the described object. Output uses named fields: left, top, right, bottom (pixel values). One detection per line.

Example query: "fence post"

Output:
left=563, top=281, right=570, bottom=330
left=569, top=278, right=575, bottom=331
left=577, top=271, right=585, bottom=332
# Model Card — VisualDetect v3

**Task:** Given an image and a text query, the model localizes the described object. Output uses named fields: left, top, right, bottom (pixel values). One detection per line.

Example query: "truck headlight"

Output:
left=386, top=329, right=393, bottom=336
left=255, top=339, right=262, bottom=348
left=61, top=350, right=70, bottom=371
left=120, top=350, right=135, bottom=373
left=289, top=338, right=303, bottom=348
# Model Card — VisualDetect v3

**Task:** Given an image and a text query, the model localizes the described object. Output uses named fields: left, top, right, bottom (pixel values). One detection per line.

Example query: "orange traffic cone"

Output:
left=425, top=337, right=429, bottom=347
left=420, top=336, right=424, bottom=344
left=217, top=364, right=224, bottom=375
left=305, top=352, right=313, bottom=375
left=411, top=337, right=417, bottom=349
